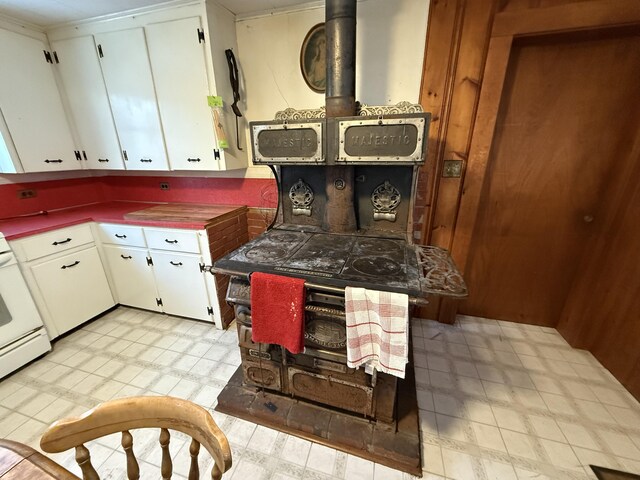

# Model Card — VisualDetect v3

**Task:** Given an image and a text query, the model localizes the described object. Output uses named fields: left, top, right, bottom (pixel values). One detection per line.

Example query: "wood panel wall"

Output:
left=416, top=0, right=640, bottom=398
left=416, top=0, right=497, bottom=321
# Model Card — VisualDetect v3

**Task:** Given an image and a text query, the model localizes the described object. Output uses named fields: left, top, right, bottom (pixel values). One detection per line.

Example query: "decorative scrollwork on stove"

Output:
left=274, top=106, right=326, bottom=120
left=358, top=101, right=424, bottom=116
left=289, top=179, right=314, bottom=216
left=371, top=181, right=401, bottom=221
left=274, top=102, right=422, bottom=120
left=416, top=246, right=468, bottom=297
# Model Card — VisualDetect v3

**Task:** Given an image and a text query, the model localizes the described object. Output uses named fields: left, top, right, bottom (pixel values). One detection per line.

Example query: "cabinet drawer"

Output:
left=16, top=224, right=94, bottom=261
left=97, top=223, right=146, bottom=247
left=144, top=228, right=200, bottom=253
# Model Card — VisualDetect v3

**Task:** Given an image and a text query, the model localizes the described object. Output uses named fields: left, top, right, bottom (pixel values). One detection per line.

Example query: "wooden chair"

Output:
left=40, top=396, right=232, bottom=480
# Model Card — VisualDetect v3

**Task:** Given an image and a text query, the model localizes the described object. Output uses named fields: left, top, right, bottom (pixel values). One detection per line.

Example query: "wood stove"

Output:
left=208, top=0, right=467, bottom=474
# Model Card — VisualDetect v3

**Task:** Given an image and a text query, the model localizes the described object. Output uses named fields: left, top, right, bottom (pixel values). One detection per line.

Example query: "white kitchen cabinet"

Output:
left=146, top=17, right=218, bottom=171
left=0, top=27, right=79, bottom=173
left=102, top=245, right=160, bottom=312
left=51, top=35, right=124, bottom=170
left=46, top=2, right=248, bottom=172
left=151, top=250, right=213, bottom=322
left=96, top=223, right=219, bottom=325
left=95, top=28, right=169, bottom=171
left=30, top=246, right=114, bottom=337
left=12, top=224, right=116, bottom=338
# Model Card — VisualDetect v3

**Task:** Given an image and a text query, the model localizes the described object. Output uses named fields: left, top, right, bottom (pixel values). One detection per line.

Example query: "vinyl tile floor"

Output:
left=1, top=306, right=640, bottom=480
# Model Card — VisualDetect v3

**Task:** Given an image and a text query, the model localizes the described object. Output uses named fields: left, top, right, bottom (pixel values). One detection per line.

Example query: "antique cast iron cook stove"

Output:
left=213, top=0, right=466, bottom=423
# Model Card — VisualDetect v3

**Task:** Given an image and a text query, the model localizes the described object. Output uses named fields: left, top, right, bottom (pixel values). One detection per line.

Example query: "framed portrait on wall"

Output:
left=300, top=23, right=326, bottom=93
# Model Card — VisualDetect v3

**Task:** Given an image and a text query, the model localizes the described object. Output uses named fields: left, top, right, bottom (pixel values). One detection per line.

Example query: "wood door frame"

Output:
left=450, top=0, right=640, bottom=275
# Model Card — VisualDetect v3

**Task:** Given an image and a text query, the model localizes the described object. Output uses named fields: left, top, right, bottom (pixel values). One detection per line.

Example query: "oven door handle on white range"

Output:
left=0, top=251, right=14, bottom=267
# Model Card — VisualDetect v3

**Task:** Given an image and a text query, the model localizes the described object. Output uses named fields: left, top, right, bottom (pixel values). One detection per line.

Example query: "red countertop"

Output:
left=0, top=201, right=232, bottom=240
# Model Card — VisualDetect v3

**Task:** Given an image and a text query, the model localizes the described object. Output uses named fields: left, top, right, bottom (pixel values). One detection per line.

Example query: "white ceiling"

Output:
left=0, top=0, right=317, bottom=28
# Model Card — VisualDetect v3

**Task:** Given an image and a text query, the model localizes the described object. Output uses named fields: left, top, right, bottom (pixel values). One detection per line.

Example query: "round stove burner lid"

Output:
left=245, top=246, right=288, bottom=261
left=351, top=256, right=402, bottom=277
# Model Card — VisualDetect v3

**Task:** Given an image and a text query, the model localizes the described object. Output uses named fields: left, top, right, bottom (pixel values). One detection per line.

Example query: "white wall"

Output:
left=236, top=0, right=430, bottom=176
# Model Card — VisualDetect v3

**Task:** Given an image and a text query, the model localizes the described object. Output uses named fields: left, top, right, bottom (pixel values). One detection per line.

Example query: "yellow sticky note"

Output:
left=207, top=95, right=223, bottom=107
left=218, top=139, right=229, bottom=149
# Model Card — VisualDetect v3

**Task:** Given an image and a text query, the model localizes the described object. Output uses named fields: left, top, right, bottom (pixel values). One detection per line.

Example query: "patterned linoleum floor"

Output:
left=1, top=306, right=639, bottom=480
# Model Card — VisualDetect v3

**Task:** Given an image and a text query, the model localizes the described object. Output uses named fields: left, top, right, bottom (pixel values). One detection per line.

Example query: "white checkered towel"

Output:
left=345, top=287, right=409, bottom=379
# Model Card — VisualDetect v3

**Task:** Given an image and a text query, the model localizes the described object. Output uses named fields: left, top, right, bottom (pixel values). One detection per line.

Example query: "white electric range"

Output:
left=0, top=232, right=51, bottom=379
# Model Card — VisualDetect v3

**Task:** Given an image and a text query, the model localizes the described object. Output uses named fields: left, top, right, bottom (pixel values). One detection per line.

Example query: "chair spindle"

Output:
left=188, top=438, right=200, bottom=480
left=75, top=444, right=99, bottom=480
left=121, top=430, right=140, bottom=480
left=160, top=427, right=173, bottom=479
left=211, top=463, right=222, bottom=480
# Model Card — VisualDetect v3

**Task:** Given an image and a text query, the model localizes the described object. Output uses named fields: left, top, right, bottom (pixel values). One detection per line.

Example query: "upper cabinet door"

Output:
left=0, top=28, right=79, bottom=172
left=51, top=36, right=124, bottom=170
left=145, top=17, right=218, bottom=171
left=95, top=28, right=169, bottom=171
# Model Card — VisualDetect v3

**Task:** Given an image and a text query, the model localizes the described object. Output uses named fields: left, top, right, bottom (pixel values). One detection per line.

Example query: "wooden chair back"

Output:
left=40, top=396, right=232, bottom=480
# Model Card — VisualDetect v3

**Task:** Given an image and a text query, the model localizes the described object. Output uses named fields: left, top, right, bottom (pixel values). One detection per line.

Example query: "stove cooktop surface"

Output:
left=215, top=228, right=423, bottom=296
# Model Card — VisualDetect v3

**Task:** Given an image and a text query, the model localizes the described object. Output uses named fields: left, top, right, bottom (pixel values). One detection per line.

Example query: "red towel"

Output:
left=250, top=272, right=306, bottom=354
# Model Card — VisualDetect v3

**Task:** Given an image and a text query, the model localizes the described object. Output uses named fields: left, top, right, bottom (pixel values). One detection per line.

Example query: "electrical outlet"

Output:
left=442, top=160, right=463, bottom=178
left=159, top=182, right=170, bottom=191
left=18, top=189, right=37, bottom=199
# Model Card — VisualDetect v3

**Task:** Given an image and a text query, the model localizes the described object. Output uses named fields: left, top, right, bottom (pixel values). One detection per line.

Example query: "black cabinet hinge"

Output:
left=82, top=150, right=87, bottom=161
left=97, top=44, right=104, bottom=58
left=207, top=306, right=214, bottom=316
left=156, top=298, right=163, bottom=307
left=53, top=51, right=59, bottom=64
left=146, top=256, right=153, bottom=266
left=197, top=28, right=205, bottom=44
left=74, top=150, right=81, bottom=161
left=123, top=150, right=128, bottom=161
left=43, top=50, right=53, bottom=63
left=214, top=149, right=220, bottom=160
left=199, top=262, right=206, bottom=273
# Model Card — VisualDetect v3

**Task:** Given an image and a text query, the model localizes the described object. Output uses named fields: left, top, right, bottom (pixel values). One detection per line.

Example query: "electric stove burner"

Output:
left=245, top=246, right=289, bottom=261
left=351, top=256, right=401, bottom=277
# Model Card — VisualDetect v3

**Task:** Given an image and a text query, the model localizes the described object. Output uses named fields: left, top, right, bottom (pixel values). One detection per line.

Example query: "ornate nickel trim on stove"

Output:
left=252, top=120, right=324, bottom=164
left=337, top=115, right=428, bottom=164
left=371, top=180, right=401, bottom=221
left=417, top=245, right=468, bottom=298
left=272, top=101, right=423, bottom=121
left=289, top=179, right=314, bottom=216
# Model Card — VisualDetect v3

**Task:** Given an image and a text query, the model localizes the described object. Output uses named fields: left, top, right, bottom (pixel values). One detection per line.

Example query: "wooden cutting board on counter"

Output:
left=124, top=203, right=245, bottom=225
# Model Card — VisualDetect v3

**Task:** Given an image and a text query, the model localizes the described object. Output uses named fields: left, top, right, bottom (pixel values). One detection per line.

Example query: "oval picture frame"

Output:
left=300, top=23, right=326, bottom=93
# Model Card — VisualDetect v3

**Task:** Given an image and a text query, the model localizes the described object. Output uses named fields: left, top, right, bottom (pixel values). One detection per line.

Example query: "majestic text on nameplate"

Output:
left=252, top=121, right=324, bottom=164
left=336, top=115, right=429, bottom=164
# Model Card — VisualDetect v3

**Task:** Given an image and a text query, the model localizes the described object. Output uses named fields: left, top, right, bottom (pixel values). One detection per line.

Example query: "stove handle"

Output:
left=236, top=306, right=251, bottom=324
left=0, top=251, right=14, bottom=267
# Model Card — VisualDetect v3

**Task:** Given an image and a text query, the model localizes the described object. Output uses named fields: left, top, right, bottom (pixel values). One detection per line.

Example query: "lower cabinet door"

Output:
left=103, top=245, right=160, bottom=312
left=31, top=246, right=115, bottom=336
left=151, top=251, right=213, bottom=322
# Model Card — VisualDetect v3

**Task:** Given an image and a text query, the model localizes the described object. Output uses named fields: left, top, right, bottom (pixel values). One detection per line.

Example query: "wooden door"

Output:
left=459, top=27, right=640, bottom=325
left=557, top=129, right=640, bottom=394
